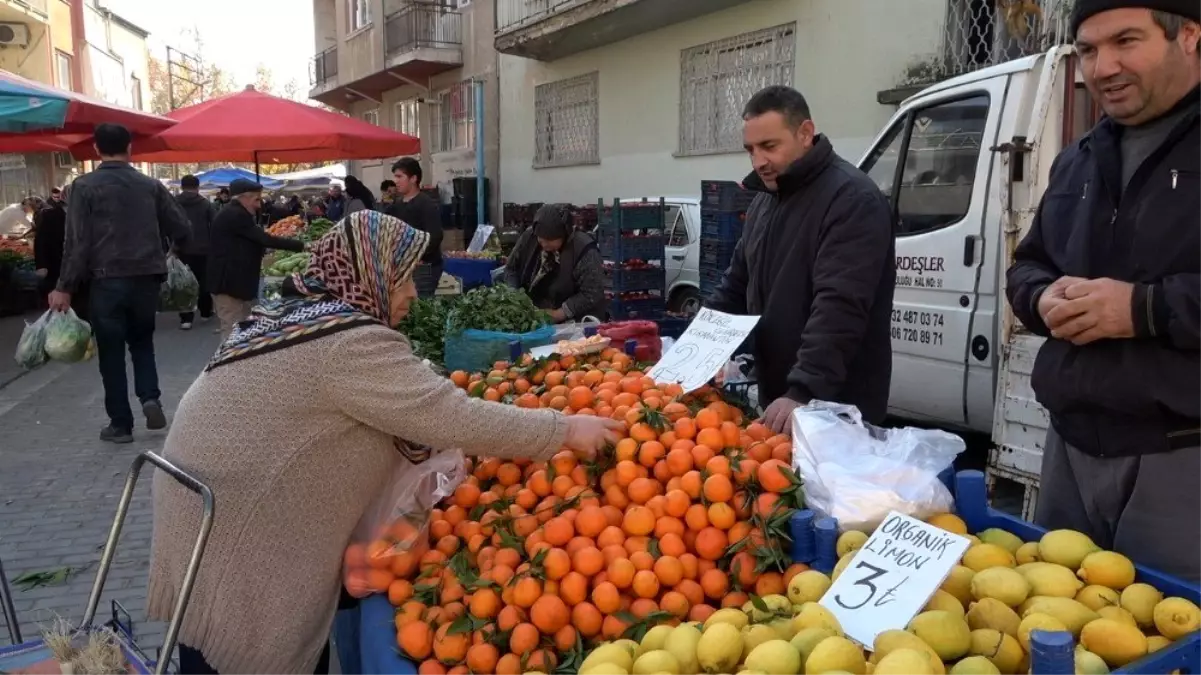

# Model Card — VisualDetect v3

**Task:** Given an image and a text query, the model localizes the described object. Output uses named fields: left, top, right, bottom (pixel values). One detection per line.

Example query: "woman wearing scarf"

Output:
left=343, top=175, right=375, bottom=215
left=147, top=210, right=621, bottom=674
left=503, top=203, right=607, bottom=322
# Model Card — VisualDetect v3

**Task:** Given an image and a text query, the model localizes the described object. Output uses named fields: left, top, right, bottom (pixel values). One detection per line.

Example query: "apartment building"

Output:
left=494, top=0, right=1063, bottom=205
left=309, top=0, right=498, bottom=218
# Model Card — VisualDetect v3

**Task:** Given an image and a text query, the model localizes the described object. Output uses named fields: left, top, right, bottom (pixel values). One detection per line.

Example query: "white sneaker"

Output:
left=180, top=322, right=193, bottom=330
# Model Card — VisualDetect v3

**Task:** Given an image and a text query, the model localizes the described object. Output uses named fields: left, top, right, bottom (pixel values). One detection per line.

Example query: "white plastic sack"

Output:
left=791, top=401, right=964, bottom=532
left=550, top=316, right=602, bottom=343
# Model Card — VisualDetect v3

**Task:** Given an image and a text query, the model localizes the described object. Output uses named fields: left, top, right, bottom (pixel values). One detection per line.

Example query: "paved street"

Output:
left=0, top=312, right=219, bottom=661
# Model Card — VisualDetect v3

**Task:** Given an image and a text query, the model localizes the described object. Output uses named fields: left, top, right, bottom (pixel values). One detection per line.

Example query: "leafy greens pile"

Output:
left=398, top=285, right=550, bottom=367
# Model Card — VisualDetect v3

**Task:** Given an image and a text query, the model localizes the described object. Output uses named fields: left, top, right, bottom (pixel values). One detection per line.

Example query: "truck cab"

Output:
left=856, top=46, right=1103, bottom=517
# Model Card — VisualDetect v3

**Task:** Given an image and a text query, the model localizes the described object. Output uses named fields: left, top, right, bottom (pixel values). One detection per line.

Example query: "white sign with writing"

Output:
left=819, top=511, right=971, bottom=648
left=467, top=225, right=495, bottom=253
left=647, top=308, right=759, bottom=393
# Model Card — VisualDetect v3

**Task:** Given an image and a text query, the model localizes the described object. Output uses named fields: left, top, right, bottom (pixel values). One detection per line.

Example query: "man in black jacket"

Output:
left=207, top=178, right=306, bottom=338
left=175, top=174, right=216, bottom=329
left=706, top=86, right=895, bottom=432
left=1006, top=1, right=1199, bottom=581
left=385, top=158, right=443, bottom=298
left=50, top=123, right=193, bottom=444
left=32, top=187, right=85, bottom=317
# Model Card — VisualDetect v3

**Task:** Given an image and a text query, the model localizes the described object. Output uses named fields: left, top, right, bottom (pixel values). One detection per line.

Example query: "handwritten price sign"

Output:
left=818, top=511, right=970, bottom=647
left=647, top=309, right=758, bottom=393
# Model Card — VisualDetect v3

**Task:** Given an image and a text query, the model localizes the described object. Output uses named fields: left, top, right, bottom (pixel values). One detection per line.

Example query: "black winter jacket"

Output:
left=1006, top=88, right=1200, bottom=457
left=385, top=192, right=444, bottom=266
left=57, top=161, right=192, bottom=293
left=706, top=136, right=896, bottom=422
left=175, top=191, right=216, bottom=256
left=207, top=201, right=304, bottom=301
left=33, top=203, right=66, bottom=289
left=504, top=229, right=607, bottom=321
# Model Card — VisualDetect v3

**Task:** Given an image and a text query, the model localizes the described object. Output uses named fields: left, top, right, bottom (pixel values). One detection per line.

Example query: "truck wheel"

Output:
left=669, top=287, right=702, bottom=316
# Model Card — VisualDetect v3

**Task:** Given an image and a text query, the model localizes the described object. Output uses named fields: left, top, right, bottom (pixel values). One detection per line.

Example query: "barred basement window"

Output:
left=534, top=72, right=599, bottom=169
left=678, top=24, right=796, bottom=157
left=429, top=80, right=475, bottom=153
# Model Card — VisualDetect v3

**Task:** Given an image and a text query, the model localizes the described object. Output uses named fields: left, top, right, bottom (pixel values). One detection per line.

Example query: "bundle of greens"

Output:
left=397, top=295, right=452, bottom=365
left=301, top=217, right=335, bottom=242
left=445, top=284, right=549, bottom=335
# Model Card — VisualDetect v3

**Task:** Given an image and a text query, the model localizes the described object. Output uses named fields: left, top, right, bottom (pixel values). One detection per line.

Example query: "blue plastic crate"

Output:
left=788, top=470, right=1201, bottom=675
left=700, top=240, right=738, bottom=271
left=604, top=266, right=666, bottom=292
left=598, top=198, right=667, bottom=232
left=701, top=209, right=747, bottom=242
left=599, top=233, right=667, bottom=263
left=699, top=268, right=725, bottom=295
left=658, top=316, right=691, bottom=339
left=608, top=296, right=666, bottom=320
left=701, top=180, right=756, bottom=212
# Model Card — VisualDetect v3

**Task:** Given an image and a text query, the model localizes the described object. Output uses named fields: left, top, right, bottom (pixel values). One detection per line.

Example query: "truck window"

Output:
left=861, top=95, right=991, bottom=237
left=666, top=206, right=689, bottom=246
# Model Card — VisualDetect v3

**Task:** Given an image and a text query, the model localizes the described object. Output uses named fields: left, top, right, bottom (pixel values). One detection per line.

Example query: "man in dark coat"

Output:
left=504, top=204, right=607, bottom=322
left=385, top=158, right=443, bottom=297
left=175, top=174, right=216, bottom=329
left=50, top=123, right=193, bottom=444
left=207, top=178, right=306, bottom=338
left=1006, top=0, right=1199, bottom=582
left=706, top=86, right=896, bottom=432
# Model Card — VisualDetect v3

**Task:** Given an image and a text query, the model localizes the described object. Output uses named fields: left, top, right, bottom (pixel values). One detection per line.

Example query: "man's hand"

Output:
left=1037, top=275, right=1087, bottom=326
left=763, top=396, right=804, bottom=435
left=1046, top=278, right=1136, bottom=345
left=549, top=308, right=567, bottom=323
left=47, top=290, right=71, bottom=312
left=35, top=268, right=47, bottom=278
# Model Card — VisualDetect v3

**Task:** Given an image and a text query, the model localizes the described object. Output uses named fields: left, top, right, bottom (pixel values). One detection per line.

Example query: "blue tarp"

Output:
left=184, top=167, right=285, bottom=190
left=0, top=78, right=69, bottom=133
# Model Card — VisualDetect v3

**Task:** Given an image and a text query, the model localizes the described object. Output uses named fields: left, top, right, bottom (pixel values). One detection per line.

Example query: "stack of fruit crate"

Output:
left=699, top=180, right=754, bottom=298
left=597, top=197, right=667, bottom=320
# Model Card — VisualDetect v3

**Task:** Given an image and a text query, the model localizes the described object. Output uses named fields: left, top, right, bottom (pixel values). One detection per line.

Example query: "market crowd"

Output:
left=9, top=1, right=1197, bottom=672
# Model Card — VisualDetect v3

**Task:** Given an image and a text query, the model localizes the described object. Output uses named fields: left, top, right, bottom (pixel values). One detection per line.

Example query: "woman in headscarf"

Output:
left=503, top=203, right=607, bottom=323
left=343, top=175, right=375, bottom=214
left=147, top=210, right=621, bottom=674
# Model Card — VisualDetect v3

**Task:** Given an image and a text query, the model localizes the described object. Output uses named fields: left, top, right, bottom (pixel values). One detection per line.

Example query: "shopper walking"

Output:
left=385, top=157, right=443, bottom=298
left=705, top=85, right=896, bottom=432
left=33, top=186, right=89, bottom=319
left=49, top=123, right=193, bottom=443
left=174, top=175, right=217, bottom=330
left=207, top=178, right=306, bottom=338
left=1006, top=1, right=1199, bottom=582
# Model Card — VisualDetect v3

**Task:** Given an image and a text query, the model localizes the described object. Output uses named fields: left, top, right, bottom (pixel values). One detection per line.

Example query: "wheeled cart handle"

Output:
left=81, top=451, right=214, bottom=675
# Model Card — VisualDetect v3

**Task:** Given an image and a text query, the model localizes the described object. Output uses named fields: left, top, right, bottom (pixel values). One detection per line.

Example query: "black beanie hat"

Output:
left=1071, top=0, right=1201, bottom=36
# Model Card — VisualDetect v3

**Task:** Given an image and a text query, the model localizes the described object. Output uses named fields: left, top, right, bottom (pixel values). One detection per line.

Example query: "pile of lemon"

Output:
left=571, top=517, right=1200, bottom=675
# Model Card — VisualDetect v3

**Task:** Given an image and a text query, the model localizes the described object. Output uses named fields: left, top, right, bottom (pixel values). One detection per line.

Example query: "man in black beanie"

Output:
left=1007, top=2, right=1199, bottom=581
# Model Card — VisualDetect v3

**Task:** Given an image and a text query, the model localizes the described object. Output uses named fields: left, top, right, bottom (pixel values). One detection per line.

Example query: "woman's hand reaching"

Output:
left=563, top=416, right=625, bottom=461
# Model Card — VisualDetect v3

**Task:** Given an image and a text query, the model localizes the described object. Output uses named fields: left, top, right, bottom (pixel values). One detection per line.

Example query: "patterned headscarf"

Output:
left=207, top=210, right=429, bottom=371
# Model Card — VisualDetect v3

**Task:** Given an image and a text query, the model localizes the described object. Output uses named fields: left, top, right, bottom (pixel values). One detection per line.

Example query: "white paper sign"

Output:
left=467, top=225, right=495, bottom=253
left=647, top=308, right=759, bottom=393
left=819, top=511, right=971, bottom=648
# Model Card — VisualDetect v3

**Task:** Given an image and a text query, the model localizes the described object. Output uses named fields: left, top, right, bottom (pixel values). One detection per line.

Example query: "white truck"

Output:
left=857, top=45, right=1102, bottom=519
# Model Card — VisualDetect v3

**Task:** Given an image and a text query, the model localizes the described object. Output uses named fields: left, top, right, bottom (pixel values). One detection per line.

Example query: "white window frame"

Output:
left=533, top=71, right=599, bottom=169
left=130, top=74, right=142, bottom=110
left=349, top=0, right=372, bottom=31
left=361, top=108, right=379, bottom=126
left=677, top=23, right=796, bottom=157
left=429, top=81, right=475, bottom=153
left=54, top=50, right=72, bottom=90
left=394, top=99, right=421, bottom=138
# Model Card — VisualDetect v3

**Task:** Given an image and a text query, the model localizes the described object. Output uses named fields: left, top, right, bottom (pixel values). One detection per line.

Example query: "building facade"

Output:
left=309, top=0, right=498, bottom=225
left=493, top=0, right=1064, bottom=205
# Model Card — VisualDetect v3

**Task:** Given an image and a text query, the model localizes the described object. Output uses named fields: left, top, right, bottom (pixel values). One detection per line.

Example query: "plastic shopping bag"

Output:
left=14, top=310, right=51, bottom=369
left=43, top=309, right=93, bottom=363
left=158, top=255, right=199, bottom=312
left=791, top=401, right=964, bottom=532
left=342, top=449, right=467, bottom=598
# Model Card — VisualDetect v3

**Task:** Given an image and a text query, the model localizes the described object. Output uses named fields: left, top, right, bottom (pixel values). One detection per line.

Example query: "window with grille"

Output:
left=534, top=72, right=599, bottom=169
left=395, top=99, right=420, bottom=138
left=429, top=81, right=475, bottom=153
left=361, top=109, right=379, bottom=126
left=678, top=24, right=796, bottom=156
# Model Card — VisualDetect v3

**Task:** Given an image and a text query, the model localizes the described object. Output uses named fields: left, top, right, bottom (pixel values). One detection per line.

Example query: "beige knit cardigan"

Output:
left=147, top=325, right=567, bottom=674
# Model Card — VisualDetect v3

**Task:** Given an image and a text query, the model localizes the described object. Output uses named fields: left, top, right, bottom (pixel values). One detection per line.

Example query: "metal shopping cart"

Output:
left=0, top=451, right=214, bottom=674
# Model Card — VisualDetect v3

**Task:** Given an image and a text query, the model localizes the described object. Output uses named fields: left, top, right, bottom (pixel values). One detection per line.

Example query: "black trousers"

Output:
left=414, top=263, right=442, bottom=299
left=178, top=643, right=331, bottom=675
left=89, top=276, right=160, bottom=431
left=178, top=254, right=213, bottom=323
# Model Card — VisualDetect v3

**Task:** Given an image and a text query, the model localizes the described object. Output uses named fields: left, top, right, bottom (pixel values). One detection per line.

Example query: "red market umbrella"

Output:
left=72, top=86, right=420, bottom=164
left=0, top=70, right=176, bottom=152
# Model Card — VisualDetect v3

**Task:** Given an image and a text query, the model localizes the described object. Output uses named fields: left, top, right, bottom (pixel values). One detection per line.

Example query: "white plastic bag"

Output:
left=550, top=316, right=602, bottom=343
left=43, top=308, right=93, bottom=363
left=14, top=310, right=51, bottom=369
left=791, top=401, right=964, bottom=532
left=341, top=449, right=467, bottom=598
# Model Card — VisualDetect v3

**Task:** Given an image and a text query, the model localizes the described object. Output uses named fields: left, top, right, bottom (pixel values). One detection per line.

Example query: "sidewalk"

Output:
left=0, top=314, right=219, bottom=659
left=0, top=309, right=42, bottom=389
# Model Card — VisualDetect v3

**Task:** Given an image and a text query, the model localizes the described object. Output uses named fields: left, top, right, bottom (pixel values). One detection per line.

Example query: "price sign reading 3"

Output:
left=818, top=511, right=970, bottom=647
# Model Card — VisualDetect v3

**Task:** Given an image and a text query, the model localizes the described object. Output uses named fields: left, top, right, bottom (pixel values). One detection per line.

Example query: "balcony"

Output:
left=310, top=45, right=338, bottom=94
left=1, top=0, right=47, bottom=19
left=495, top=0, right=753, bottom=61
left=385, top=3, right=463, bottom=79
